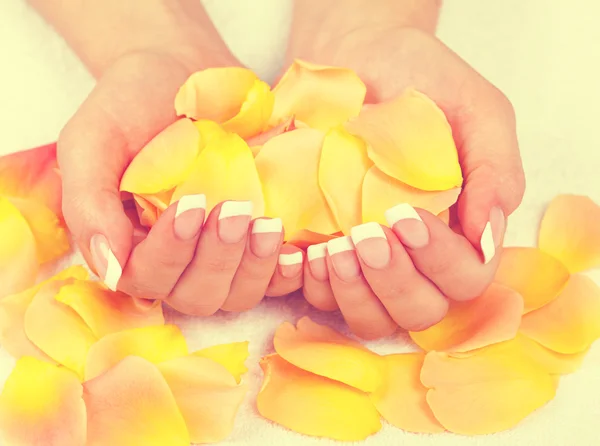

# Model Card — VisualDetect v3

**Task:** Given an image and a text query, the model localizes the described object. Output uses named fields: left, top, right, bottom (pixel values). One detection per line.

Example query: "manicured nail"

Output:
left=350, top=222, right=391, bottom=269
left=481, top=206, right=505, bottom=264
left=327, top=236, right=361, bottom=281
left=218, top=201, right=253, bottom=244
left=90, top=234, right=122, bottom=291
left=174, top=194, right=206, bottom=240
left=278, top=252, right=303, bottom=278
left=307, top=242, right=328, bottom=281
left=250, top=218, right=283, bottom=258
left=385, top=203, right=429, bottom=249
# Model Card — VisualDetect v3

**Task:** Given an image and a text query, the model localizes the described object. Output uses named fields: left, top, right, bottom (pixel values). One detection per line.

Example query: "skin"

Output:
left=29, top=0, right=525, bottom=335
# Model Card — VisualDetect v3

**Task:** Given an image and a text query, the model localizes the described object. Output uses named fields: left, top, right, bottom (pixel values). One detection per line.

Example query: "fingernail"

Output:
left=90, top=234, right=122, bottom=291
left=327, top=236, right=361, bottom=281
left=251, top=218, right=283, bottom=258
left=307, top=242, right=328, bottom=281
left=350, top=222, right=391, bottom=269
left=385, top=203, right=429, bottom=249
left=218, top=201, right=253, bottom=244
left=278, top=252, right=303, bottom=278
left=481, top=206, right=505, bottom=264
left=174, top=194, right=206, bottom=240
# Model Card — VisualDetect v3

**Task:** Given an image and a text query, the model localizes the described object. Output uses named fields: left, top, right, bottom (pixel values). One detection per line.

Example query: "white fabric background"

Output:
left=1, top=0, right=600, bottom=444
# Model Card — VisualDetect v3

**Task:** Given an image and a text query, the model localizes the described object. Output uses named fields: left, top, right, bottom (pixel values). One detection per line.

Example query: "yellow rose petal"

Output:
left=222, top=79, right=275, bottom=139
left=193, top=341, right=249, bottom=384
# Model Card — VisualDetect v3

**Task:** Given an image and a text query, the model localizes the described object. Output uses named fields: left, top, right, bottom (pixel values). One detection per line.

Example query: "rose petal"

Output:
left=255, top=129, right=339, bottom=237
left=246, top=116, right=296, bottom=147
left=193, top=341, right=249, bottom=384
left=369, top=353, right=444, bottom=433
left=0, top=357, right=86, bottom=446
left=520, top=274, right=600, bottom=354
left=270, top=60, right=366, bottom=131
left=84, top=356, right=189, bottom=446
left=538, top=194, right=600, bottom=272
left=494, top=247, right=570, bottom=313
left=421, top=350, right=557, bottom=435
left=257, top=354, right=381, bottom=441
left=273, top=317, right=384, bottom=392
left=362, top=166, right=461, bottom=225
left=438, top=208, right=450, bottom=225
left=8, top=197, right=70, bottom=264
left=345, top=89, right=463, bottom=191
left=134, top=194, right=159, bottom=227
left=84, top=325, right=188, bottom=381
left=55, top=280, right=165, bottom=338
left=222, top=79, right=275, bottom=139
left=287, top=230, right=338, bottom=250
left=157, top=355, right=248, bottom=443
left=318, top=127, right=372, bottom=234
left=175, top=67, right=259, bottom=122
left=0, top=197, right=38, bottom=298
left=120, top=119, right=201, bottom=195
left=410, top=283, right=524, bottom=352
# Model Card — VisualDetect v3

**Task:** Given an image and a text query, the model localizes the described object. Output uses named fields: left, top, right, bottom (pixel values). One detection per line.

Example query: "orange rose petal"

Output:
left=362, top=166, right=461, bottom=225
left=345, top=89, right=463, bottom=191
left=84, top=356, right=189, bottom=446
left=273, top=317, right=384, bottom=392
left=421, top=350, right=557, bottom=435
left=0, top=357, right=86, bottom=446
left=193, top=341, right=249, bottom=384
left=222, top=79, right=275, bottom=139
left=133, top=194, right=159, bottom=227
left=270, top=60, right=366, bottom=131
left=246, top=116, right=296, bottom=147
left=370, top=353, right=444, bottom=433
left=0, top=197, right=38, bottom=298
left=55, top=280, right=164, bottom=338
left=538, top=194, right=600, bottom=272
left=494, top=247, right=570, bottom=313
left=84, top=325, right=188, bottom=381
left=120, top=119, right=201, bottom=195
left=286, top=230, right=337, bottom=250
left=257, top=354, right=381, bottom=441
left=520, top=274, right=600, bottom=354
left=438, top=208, right=450, bottom=225
left=319, top=127, right=372, bottom=234
left=410, top=283, right=524, bottom=352
left=175, top=67, right=258, bottom=122
left=255, top=129, right=339, bottom=237
left=157, top=355, right=248, bottom=443
left=8, top=197, right=70, bottom=264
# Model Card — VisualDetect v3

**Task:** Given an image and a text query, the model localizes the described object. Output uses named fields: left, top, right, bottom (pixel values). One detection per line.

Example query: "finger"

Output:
left=265, top=244, right=304, bottom=297
left=350, top=223, right=448, bottom=331
left=119, top=194, right=206, bottom=300
left=302, top=243, right=338, bottom=311
left=167, top=200, right=252, bottom=315
left=326, top=236, right=397, bottom=340
left=221, top=218, right=284, bottom=312
left=385, top=204, right=498, bottom=301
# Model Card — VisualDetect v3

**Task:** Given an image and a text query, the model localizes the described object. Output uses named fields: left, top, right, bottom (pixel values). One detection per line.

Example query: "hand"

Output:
left=289, top=25, right=525, bottom=338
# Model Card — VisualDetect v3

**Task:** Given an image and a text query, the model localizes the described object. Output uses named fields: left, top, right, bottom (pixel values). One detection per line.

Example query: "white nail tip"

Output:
left=104, top=248, right=122, bottom=292
left=252, top=218, right=283, bottom=234
left=480, top=221, right=495, bottom=264
left=307, top=243, right=327, bottom=261
left=219, top=201, right=253, bottom=219
left=350, top=222, right=386, bottom=245
left=384, top=203, right=421, bottom=226
left=327, top=236, right=355, bottom=256
left=175, top=194, right=206, bottom=218
left=278, top=252, right=303, bottom=266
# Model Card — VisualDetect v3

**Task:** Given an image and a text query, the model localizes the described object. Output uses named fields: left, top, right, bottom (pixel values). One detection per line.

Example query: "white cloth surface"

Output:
left=1, top=0, right=600, bottom=444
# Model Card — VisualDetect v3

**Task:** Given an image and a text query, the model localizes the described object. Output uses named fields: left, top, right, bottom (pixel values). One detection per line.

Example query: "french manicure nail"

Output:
left=251, top=218, right=283, bottom=258
left=90, top=234, right=122, bottom=291
left=174, top=194, right=206, bottom=240
left=327, top=236, right=361, bottom=281
left=278, top=252, right=303, bottom=278
left=307, top=242, right=328, bottom=281
left=350, top=222, right=391, bottom=269
left=218, top=201, right=253, bottom=244
left=481, top=206, right=505, bottom=264
left=385, top=203, right=430, bottom=249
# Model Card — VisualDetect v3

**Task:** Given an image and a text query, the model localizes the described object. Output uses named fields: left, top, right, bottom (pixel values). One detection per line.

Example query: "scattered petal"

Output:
left=246, top=116, right=296, bottom=147
left=345, top=89, right=463, bottom=191
left=193, top=341, right=249, bottom=384
left=222, top=79, right=275, bottom=139
left=0, top=357, right=86, bottom=446
left=287, top=230, right=338, bottom=250
left=257, top=354, right=381, bottom=441
left=84, top=325, right=188, bottom=380
left=494, top=247, right=570, bottom=313
left=271, top=60, right=366, bottom=130
left=84, top=356, right=190, bottom=446
left=134, top=194, right=159, bottom=227
left=274, top=317, right=384, bottom=392
left=520, top=274, right=600, bottom=354
left=538, top=194, right=600, bottom=272
left=410, top=283, right=524, bottom=352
